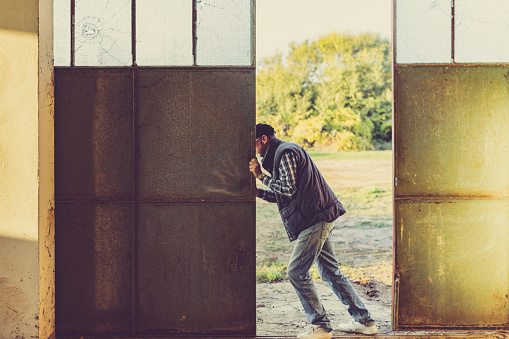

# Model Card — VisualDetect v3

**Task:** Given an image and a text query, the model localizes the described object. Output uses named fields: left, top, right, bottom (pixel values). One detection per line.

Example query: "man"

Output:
left=249, top=123, right=377, bottom=338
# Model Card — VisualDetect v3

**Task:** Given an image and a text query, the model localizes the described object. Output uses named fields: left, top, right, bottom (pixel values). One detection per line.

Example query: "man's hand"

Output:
left=249, top=158, right=262, bottom=179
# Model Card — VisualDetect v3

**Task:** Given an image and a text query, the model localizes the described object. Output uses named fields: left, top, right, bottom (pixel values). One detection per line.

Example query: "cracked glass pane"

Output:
left=136, top=0, right=193, bottom=66
left=75, top=0, right=132, bottom=66
left=455, top=0, right=509, bottom=63
left=396, top=0, right=452, bottom=64
left=54, top=0, right=71, bottom=66
left=196, top=0, right=253, bottom=66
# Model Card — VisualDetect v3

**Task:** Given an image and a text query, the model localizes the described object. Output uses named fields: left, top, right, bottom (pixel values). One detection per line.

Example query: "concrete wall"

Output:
left=0, top=0, right=55, bottom=337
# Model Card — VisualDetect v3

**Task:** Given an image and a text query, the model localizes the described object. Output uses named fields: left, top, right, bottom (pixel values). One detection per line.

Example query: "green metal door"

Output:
left=393, top=0, right=509, bottom=330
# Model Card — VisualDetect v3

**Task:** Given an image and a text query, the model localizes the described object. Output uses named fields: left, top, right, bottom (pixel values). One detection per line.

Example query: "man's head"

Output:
left=255, top=123, right=275, bottom=157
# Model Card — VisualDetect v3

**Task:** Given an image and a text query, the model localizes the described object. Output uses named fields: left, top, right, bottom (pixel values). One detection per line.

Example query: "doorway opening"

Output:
left=254, top=152, right=393, bottom=335
left=254, top=1, right=393, bottom=335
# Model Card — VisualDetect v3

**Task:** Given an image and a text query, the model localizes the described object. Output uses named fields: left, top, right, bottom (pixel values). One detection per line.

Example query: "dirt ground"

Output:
left=256, top=214, right=393, bottom=336
left=255, top=155, right=394, bottom=336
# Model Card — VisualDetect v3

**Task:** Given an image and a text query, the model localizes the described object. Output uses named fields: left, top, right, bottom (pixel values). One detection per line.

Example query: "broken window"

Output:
left=395, top=0, right=452, bottom=64
left=395, top=0, right=509, bottom=64
left=455, top=0, right=509, bottom=63
left=196, top=0, right=253, bottom=66
left=74, top=0, right=132, bottom=66
left=53, top=0, right=254, bottom=67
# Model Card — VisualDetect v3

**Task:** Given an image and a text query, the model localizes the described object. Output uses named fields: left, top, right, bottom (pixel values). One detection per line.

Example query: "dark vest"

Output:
left=262, top=138, right=346, bottom=241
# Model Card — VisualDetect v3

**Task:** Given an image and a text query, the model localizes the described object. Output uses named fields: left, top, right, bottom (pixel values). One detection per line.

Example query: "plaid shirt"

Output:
left=258, top=151, right=298, bottom=203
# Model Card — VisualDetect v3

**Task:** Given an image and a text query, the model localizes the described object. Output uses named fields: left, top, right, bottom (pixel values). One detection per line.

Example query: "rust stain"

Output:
left=394, top=65, right=509, bottom=330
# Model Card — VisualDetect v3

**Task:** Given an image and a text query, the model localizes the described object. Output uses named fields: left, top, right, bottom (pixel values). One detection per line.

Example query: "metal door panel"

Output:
left=55, top=67, right=256, bottom=335
left=394, top=64, right=509, bottom=329
left=135, top=69, right=254, bottom=202
left=55, top=203, right=133, bottom=334
left=55, top=69, right=133, bottom=201
left=133, top=68, right=255, bottom=333
left=394, top=66, right=509, bottom=198
left=54, top=0, right=256, bottom=335
left=395, top=200, right=509, bottom=328
left=135, top=203, right=255, bottom=333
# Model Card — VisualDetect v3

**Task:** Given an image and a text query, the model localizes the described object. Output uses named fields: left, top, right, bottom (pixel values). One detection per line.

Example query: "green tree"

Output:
left=256, top=32, right=392, bottom=150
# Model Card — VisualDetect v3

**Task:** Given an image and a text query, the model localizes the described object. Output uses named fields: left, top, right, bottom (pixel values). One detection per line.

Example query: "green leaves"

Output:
left=257, top=32, right=392, bottom=150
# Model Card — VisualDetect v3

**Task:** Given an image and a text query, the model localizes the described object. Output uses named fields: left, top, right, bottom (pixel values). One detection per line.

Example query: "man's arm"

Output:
left=260, top=151, right=298, bottom=198
left=249, top=151, right=298, bottom=201
left=257, top=188, right=277, bottom=203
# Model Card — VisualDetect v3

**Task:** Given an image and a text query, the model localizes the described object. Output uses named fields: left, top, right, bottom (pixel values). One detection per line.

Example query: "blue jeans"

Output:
left=287, top=220, right=375, bottom=330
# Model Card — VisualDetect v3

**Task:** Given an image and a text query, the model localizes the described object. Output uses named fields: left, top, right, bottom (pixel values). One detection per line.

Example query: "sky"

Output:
left=255, top=0, right=392, bottom=62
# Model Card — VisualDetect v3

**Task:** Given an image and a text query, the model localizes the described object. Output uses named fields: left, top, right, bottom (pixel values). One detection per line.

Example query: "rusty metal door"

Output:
left=54, top=1, right=255, bottom=336
left=393, top=0, right=509, bottom=330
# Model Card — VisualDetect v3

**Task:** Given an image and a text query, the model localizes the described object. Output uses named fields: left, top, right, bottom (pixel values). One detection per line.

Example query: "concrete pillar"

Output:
left=0, top=0, right=55, bottom=338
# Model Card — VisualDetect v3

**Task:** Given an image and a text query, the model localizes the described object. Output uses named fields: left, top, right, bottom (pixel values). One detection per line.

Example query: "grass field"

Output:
left=256, top=150, right=393, bottom=285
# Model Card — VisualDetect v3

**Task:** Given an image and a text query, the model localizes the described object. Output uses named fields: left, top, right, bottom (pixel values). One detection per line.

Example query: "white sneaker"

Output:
left=336, top=320, right=377, bottom=335
left=297, top=325, right=333, bottom=339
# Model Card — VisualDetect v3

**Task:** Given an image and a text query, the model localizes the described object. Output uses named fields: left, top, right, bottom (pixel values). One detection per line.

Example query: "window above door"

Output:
left=54, top=0, right=254, bottom=67
left=395, top=0, right=509, bottom=64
